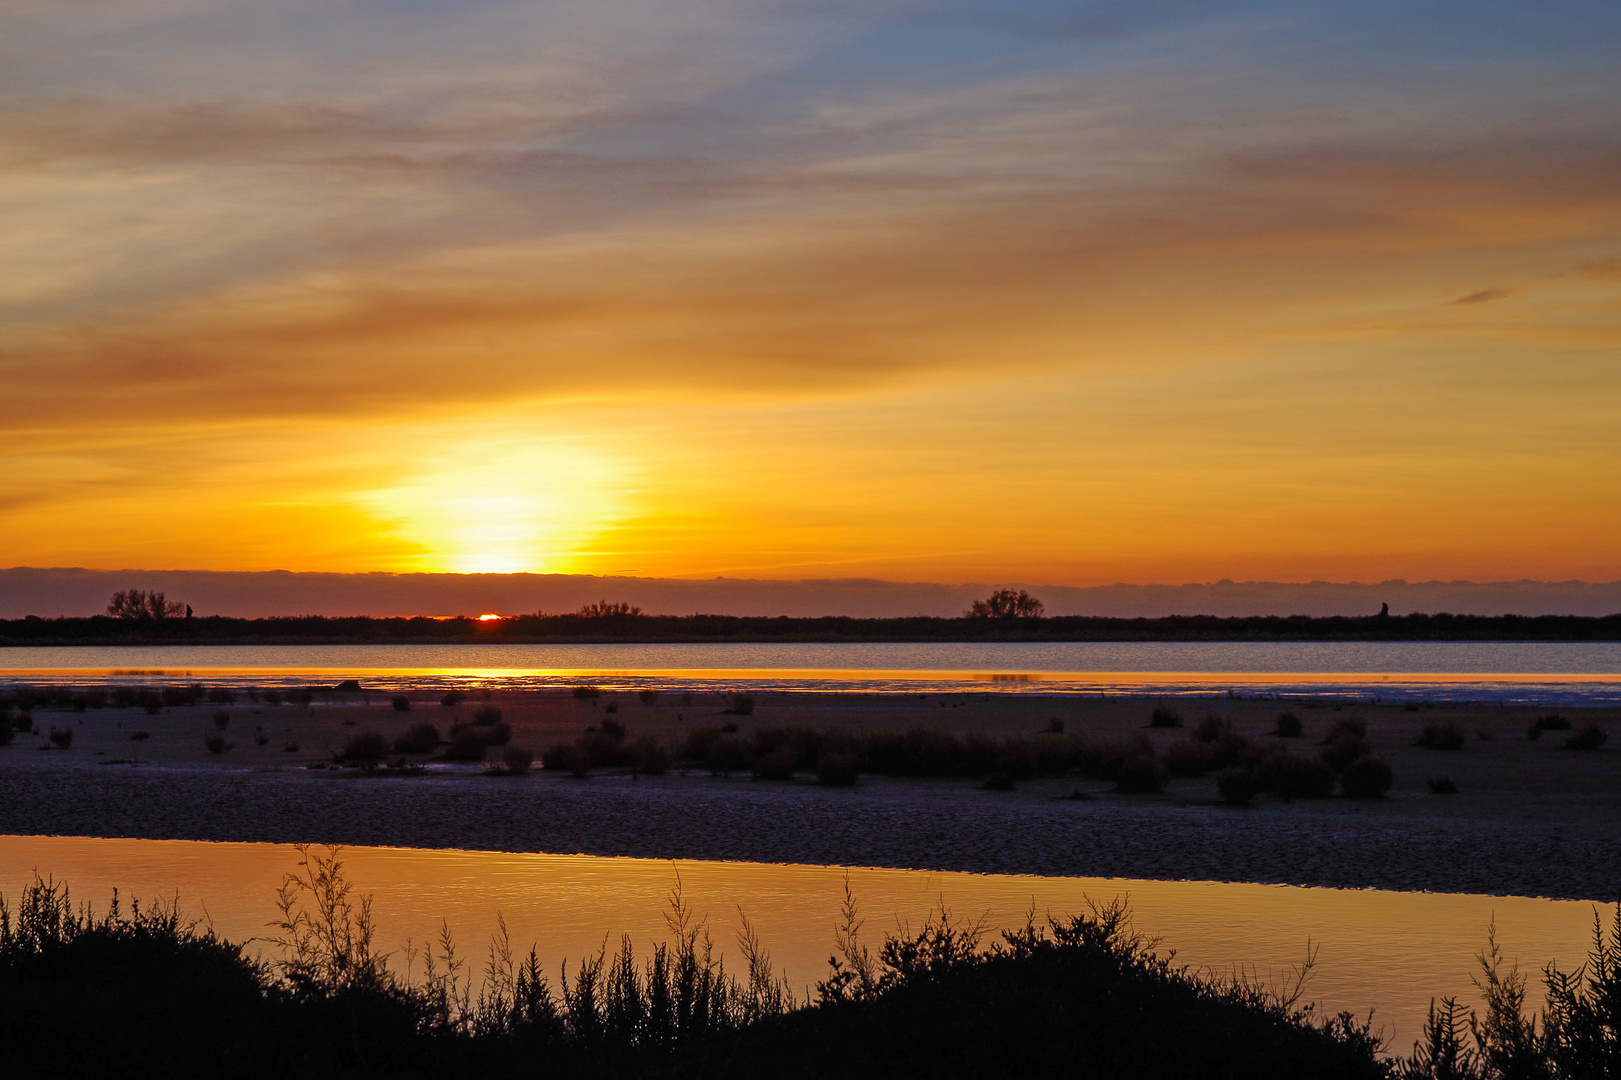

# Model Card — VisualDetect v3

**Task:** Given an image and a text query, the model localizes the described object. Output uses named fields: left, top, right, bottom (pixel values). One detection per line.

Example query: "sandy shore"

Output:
left=2, top=688, right=1618, bottom=899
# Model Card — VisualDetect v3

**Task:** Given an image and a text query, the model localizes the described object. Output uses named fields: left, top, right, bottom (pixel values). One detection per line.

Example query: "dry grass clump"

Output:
left=392, top=721, right=440, bottom=755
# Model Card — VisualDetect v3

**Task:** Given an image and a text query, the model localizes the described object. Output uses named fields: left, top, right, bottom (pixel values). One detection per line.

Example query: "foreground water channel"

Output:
left=0, top=834, right=1604, bottom=1055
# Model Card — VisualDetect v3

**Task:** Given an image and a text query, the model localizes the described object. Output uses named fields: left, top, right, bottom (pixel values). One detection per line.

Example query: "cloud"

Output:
left=1449, top=287, right=1515, bottom=306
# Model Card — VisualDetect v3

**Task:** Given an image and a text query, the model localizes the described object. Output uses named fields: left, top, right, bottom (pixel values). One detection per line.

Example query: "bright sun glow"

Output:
left=356, top=435, right=631, bottom=574
left=477, top=613, right=502, bottom=621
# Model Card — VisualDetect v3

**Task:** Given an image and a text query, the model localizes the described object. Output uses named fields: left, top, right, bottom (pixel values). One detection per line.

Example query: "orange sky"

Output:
left=3, top=1, right=1619, bottom=585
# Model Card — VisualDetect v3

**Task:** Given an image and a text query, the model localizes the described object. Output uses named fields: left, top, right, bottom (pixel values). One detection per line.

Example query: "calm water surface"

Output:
left=5, top=641, right=1621, bottom=703
left=0, top=834, right=1604, bottom=1053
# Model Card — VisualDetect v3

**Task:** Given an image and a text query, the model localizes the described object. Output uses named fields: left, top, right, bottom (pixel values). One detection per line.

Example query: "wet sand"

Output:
left=2, top=689, right=1618, bottom=900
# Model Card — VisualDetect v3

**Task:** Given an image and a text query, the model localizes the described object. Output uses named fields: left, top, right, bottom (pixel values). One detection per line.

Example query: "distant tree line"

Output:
left=3, top=609, right=1621, bottom=645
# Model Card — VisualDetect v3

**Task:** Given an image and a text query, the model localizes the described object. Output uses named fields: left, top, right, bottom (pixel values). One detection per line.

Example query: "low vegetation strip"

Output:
left=5, top=610, right=1621, bottom=645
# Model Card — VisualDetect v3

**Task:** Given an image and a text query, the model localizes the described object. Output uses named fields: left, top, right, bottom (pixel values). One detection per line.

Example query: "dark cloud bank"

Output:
left=3, top=567, right=1619, bottom=619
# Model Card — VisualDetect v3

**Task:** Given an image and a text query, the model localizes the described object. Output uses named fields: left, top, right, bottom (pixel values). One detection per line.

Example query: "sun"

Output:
left=357, top=434, right=630, bottom=574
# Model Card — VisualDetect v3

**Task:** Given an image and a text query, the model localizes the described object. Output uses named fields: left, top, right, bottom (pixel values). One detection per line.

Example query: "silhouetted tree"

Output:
left=966, top=588, right=1045, bottom=619
left=577, top=600, right=642, bottom=617
left=106, top=590, right=185, bottom=621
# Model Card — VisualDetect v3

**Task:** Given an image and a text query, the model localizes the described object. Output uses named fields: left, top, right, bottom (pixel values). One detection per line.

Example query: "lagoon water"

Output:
left=0, top=834, right=1604, bottom=1055
left=4, top=640, right=1621, bottom=703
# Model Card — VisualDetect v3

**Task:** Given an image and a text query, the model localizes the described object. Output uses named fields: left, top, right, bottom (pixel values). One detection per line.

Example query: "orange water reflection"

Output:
left=0, top=835, right=1600, bottom=1053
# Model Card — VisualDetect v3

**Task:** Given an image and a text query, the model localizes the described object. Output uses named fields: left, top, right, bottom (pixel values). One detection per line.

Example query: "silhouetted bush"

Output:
left=631, top=736, right=671, bottom=775
left=392, top=721, right=440, bottom=755
left=571, top=685, right=601, bottom=700
left=1270, top=753, right=1335, bottom=799
left=1114, top=756, right=1168, bottom=794
left=1319, top=732, right=1372, bottom=773
left=1195, top=714, right=1231, bottom=743
left=1149, top=706, right=1183, bottom=729
left=1216, top=768, right=1259, bottom=805
left=202, top=734, right=233, bottom=755
left=48, top=727, right=73, bottom=749
left=206, top=687, right=236, bottom=705
left=211, top=709, right=230, bottom=730
left=1339, top=756, right=1393, bottom=798
left=1164, top=739, right=1218, bottom=777
left=724, top=693, right=756, bottom=716
left=1272, top=712, right=1303, bottom=738
left=263, top=688, right=283, bottom=706
left=600, top=717, right=627, bottom=741
left=1414, top=724, right=1465, bottom=751
left=440, top=690, right=467, bottom=707
left=1564, top=723, right=1608, bottom=751
left=443, top=729, right=489, bottom=761
left=471, top=705, right=503, bottom=726
left=980, top=771, right=1016, bottom=790
left=500, top=747, right=534, bottom=775
left=815, top=746, right=861, bottom=787
left=638, top=689, right=659, bottom=705
left=0, top=723, right=12, bottom=747
left=391, top=695, right=411, bottom=712
left=1426, top=776, right=1458, bottom=795
left=335, top=730, right=388, bottom=763
left=1535, top=713, right=1572, bottom=731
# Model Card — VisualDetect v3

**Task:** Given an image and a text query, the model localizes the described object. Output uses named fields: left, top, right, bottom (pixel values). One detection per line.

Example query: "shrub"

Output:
left=1163, top=739, right=1218, bottom=777
left=1427, top=776, right=1458, bottom=795
left=1114, top=756, right=1168, bottom=794
left=203, top=734, right=233, bottom=754
left=211, top=709, right=230, bottom=730
left=1339, top=756, right=1393, bottom=798
left=254, top=731, right=269, bottom=746
left=815, top=747, right=861, bottom=787
left=206, top=687, right=236, bottom=704
left=982, top=772, right=1016, bottom=791
left=443, top=729, right=488, bottom=761
left=471, top=706, right=503, bottom=726
left=571, top=685, right=601, bottom=701
left=392, top=721, right=440, bottom=755
left=638, top=689, right=659, bottom=705
left=1319, top=733, right=1372, bottom=773
left=440, top=690, right=467, bottom=707
left=0, top=723, right=12, bottom=747
left=1194, top=714, right=1231, bottom=743
left=263, top=688, right=284, bottom=706
left=1564, top=724, right=1608, bottom=751
left=1044, top=717, right=1065, bottom=734
left=632, top=737, right=671, bottom=775
left=704, top=735, right=752, bottom=777
left=391, top=695, right=411, bottom=713
left=1148, top=706, right=1183, bottom=729
left=1272, top=712, right=1303, bottom=738
left=501, top=747, right=535, bottom=775
left=48, top=727, right=73, bottom=749
left=752, top=746, right=800, bottom=781
left=335, top=730, right=388, bottom=763
left=724, top=693, right=756, bottom=716
left=283, top=741, right=299, bottom=753
left=1216, top=769, right=1259, bottom=805
left=604, top=701, right=619, bottom=714
left=600, top=717, right=627, bottom=741
left=720, top=721, right=740, bottom=734
left=1535, top=713, right=1572, bottom=731
left=1414, top=724, right=1465, bottom=751
left=1526, top=721, right=1544, bottom=741
left=1271, top=754, right=1335, bottom=799
left=1324, top=718, right=1366, bottom=741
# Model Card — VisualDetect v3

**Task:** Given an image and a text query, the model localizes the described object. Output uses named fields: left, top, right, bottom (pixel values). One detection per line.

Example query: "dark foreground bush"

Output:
left=1414, top=724, right=1465, bottom=751
left=1273, top=712, right=1303, bottom=738
left=335, top=729, right=388, bottom=763
left=392, top=721, right=441, bottom=754
left=1149, top=705, right=1183, bottom=728
left=0, top=860, right=1391, bottom=1080
left=1114, top=756, right=1168, bottom=794
left=1339, top=756, right=1394, bottom=798
left=1217, top=768, right=1260, bottom=805
left=1564, top=723, right=1609, bottom=751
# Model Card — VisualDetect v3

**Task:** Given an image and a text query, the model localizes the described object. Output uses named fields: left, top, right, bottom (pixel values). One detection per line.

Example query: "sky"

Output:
left=3, top=0, right=1619, bottom=587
